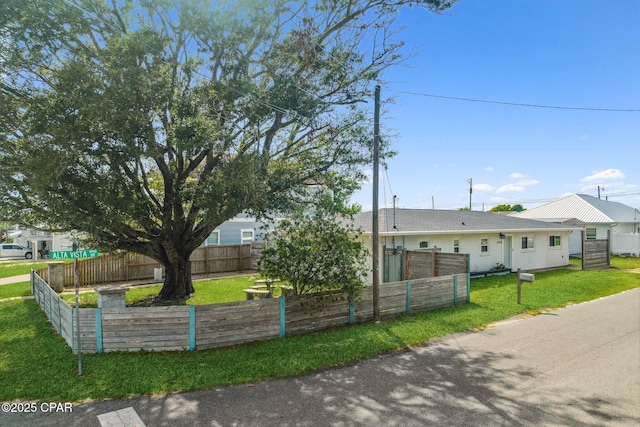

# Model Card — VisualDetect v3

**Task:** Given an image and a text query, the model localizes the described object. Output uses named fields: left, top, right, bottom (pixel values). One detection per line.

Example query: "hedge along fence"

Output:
left=31, top=271, right=470, bottom=354
left=35, top=244, right=253, bottom=288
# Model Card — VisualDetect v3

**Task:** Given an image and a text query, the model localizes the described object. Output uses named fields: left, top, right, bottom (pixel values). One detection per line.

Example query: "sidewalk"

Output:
left=0, top=274, right=31, bottom=285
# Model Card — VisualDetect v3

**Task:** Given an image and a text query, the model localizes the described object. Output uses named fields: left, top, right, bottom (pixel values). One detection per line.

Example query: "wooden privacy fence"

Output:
left=582, top=230, right=610, bottom=270
left=31, top=271, right=470, bottom=354
left=405, top=249, right=470, bottom=279
left=35, top=244, right=252, bottom=287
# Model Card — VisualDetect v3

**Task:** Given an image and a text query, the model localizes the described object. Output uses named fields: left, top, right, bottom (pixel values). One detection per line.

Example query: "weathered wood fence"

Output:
left=405, top=249, right=470, bottom=279
left=35, top=244, right=252, bottom=287
left=582, top=230, right=610, bottom=270
left=31, top=271, right=470, bottom=354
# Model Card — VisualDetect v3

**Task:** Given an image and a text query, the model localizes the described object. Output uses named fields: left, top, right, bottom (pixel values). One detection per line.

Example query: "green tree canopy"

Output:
left=488, top=204, right=525, bottom=212
left=0, top=0, right=456, bottom=299
left=258, top=199, right=368, bottom=296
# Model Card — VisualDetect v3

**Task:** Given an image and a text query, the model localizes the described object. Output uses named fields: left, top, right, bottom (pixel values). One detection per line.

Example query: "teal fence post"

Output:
left=279, top=297, right=286, bottom=337
left=95, top=308, right=103, bottom=353
left=189, top=305, right=196, bottom=351
left=453, top=275, right=458, bottom=306
left=406, top=280, right=412, bottom=315
left=348, top=293, right=355, bottom=324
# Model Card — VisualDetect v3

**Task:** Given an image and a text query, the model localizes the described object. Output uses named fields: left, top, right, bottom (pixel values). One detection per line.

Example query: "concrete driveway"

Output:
left=2, top=288, right=639, bottom=426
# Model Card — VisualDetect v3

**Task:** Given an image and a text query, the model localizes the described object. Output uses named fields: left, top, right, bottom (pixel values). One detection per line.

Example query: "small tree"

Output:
left=258, top=206, right=368, bottom=296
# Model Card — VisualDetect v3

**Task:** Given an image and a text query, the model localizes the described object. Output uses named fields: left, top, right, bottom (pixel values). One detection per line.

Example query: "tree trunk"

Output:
left=158, top=253, right=194, bottom=300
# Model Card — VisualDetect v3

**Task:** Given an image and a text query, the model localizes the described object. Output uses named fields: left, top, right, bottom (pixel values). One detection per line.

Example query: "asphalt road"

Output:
left=2, top=288, right=639, bottom=427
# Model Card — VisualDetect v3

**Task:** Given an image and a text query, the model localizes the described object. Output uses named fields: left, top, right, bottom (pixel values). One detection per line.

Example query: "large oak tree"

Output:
left=0, top=0, right=455, bottom=299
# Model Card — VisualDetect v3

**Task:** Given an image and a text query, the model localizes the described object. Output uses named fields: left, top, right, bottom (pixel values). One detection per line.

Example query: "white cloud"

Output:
left=474, top=183, right=496, bottom=192
left=580, top=169, right=625, bottom=183
left=517, top=179, right=539, bottom=186
left=485, top=166, right=494, bottom=172
left=497, top=184, right=526, bottom=193
left=510, top=172, right=526, bottom=179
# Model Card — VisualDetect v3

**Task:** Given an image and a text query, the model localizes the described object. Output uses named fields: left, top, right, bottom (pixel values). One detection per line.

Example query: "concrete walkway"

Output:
left=0, top=274, right=31, bottom=285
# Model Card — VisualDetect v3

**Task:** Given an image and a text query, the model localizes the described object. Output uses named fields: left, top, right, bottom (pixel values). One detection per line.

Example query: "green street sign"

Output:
left=49, top=250, right=99, bottom=260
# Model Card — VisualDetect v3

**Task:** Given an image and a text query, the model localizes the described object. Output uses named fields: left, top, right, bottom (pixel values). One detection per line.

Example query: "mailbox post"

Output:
left=517, top=268, right=535, bottom=304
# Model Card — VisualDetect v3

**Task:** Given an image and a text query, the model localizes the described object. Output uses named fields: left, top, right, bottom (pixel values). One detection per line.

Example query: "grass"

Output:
left=0, top=282, right=31, bottom=300
left=58, top=275, right=260, bottom=307
left=0, top=261, right=48, bottom=279
left=1, top=266, right=638, bottom=402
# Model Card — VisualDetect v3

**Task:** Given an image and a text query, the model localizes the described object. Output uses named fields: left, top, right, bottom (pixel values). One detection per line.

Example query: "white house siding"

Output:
left=369, top=230, right=571, bottom=281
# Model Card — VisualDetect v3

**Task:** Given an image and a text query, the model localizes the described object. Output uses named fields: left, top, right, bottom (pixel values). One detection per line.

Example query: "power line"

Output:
left=398, top=91, right=640, bottom=112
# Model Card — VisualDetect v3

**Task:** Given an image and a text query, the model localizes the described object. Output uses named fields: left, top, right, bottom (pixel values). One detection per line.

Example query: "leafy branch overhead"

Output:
left=0, top=0, right=456, bottom=299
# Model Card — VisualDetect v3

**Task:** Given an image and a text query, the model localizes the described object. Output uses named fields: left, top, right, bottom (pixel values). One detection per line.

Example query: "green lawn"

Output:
left=1, top=267, right=638, bottom=402
left=59, top=274, right=260, bottom=307
left=0, top=261, right=48, bottom=279
left=0, top=282, right=31, bottom=300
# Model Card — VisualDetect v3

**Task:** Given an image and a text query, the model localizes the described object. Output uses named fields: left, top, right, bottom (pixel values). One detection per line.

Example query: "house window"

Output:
left=453, top=240, right=460, bottom=253
left=586, top=228, right=597, bottom=240
left=241, top=229, right=254, bottom=244
left=480, top=238, right=489, bottom=253
left=205, top=231, right=219, bottom=246
left=549, top=235, right=561, bottom=247
left=419, top=241, right=429, bottom=249
left=521, top=236, right=534, bottom=249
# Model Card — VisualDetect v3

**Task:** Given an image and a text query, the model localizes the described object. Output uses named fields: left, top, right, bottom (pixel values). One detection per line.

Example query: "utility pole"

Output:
left=372, top=85, right=380, bottom=321
left=467, top=178, right=473, bottom=210
left=598, top=185, right=604, bottom=199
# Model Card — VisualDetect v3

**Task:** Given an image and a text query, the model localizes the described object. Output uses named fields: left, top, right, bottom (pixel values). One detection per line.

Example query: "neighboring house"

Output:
left=9, top=227, right=80, bottom=259
left=510, top=194, right=640, bottom=257
left=353, top=208, right=577, bottom=284
left=201, top=213, right=268, bottom=247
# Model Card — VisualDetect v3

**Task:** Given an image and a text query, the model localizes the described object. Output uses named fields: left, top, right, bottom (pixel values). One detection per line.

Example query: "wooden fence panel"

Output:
left=196, top=299, right=280, bottom=349
left=583, top=239, right=610, bottom=270
left=379, top=281, right=408, bottom=318
left=101, top=306, right=191, bottom=352
left=405, top=250, right=469, bottom=280
left=354, top=286, right=374, bottom=323
left=37, top=244, right=253, bottom=288
left=78, top=308, right=97, bottom=354
left=32, top=273, right=74, bottom=347
left=285, top=291, right=350, bottom=336
left=33, top=272, right=469, bottom=353
left=414, top=276, right=455, bottom=312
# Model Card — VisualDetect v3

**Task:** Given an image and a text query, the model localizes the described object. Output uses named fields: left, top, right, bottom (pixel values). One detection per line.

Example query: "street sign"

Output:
left=49, top=249, right=99, bottom=260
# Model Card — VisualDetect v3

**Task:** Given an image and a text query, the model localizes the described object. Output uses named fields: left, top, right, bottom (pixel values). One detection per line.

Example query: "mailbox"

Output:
left=519, top=273, right=535, bottom=282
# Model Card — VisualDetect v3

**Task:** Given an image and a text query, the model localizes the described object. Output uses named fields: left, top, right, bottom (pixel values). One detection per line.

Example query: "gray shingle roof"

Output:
left=511, top=194, right=639, bottom=223
left=353, top=209, right=575, bottom=235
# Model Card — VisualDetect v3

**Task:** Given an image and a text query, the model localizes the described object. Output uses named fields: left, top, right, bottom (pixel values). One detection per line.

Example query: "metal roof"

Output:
left=353, top=209, right=575, bottom=235
left=511, top=194, right=639, bottom=224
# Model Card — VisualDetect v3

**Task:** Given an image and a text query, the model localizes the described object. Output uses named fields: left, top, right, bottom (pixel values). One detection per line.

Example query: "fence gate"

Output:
left=383, top=247, right=404, bottom=283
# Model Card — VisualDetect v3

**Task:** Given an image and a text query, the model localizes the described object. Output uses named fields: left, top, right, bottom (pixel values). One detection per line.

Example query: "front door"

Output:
left=503, top=236, right=512, bottom=271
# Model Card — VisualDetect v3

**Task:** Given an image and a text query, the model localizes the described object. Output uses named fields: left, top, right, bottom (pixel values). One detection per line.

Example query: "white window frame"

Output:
left=205, top=231, right=220, bottom=246
left=241, top=229, right=254, bottom=244
left=521, top=236, right=534, bottom=250
left=453, top=239, right=460, bottom=253
left=549, top=235, right=562, bottom=247
left=480, top=238, right=489, bottom=255
left=586, top=228, right=597, bottom=240
left=419, top=241, right=429, bottom=249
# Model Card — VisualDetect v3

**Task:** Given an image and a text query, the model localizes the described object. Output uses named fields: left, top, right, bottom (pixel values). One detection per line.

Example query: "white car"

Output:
left=0, top=243, right=33, bottom=259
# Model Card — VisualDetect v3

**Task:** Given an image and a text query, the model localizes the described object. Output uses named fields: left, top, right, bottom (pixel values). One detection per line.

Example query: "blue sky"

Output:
left=350, top=0, right=640, bottom=212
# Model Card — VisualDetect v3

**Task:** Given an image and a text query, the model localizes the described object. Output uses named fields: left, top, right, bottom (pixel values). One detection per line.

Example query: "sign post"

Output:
left=51, top=250, right=100, bottom=376
left=517, top=268, right=535, bottom=304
